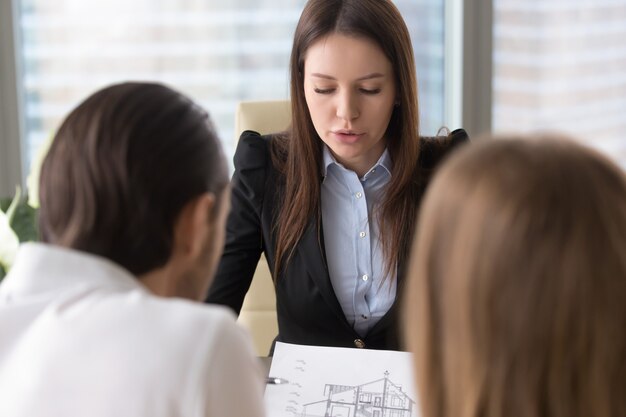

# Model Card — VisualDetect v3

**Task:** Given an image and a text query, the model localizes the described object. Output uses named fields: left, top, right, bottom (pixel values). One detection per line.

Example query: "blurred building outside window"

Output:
left=492, top=0, right=626, bottom=167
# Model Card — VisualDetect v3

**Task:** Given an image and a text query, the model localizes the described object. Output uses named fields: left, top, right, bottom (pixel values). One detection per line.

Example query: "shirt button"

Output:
left=362, top=274, right=369, bottom=281
left=359, top=231, right=366, bottom=238
left=361, top=314, right=368, bottom=319
left=355, top=192, right=363, bottom=199
left=354, top=339, right=366, bottom=348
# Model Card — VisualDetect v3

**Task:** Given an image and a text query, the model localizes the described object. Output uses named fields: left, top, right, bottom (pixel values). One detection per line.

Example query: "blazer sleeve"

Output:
left=205, top=131, right=269, bottom=314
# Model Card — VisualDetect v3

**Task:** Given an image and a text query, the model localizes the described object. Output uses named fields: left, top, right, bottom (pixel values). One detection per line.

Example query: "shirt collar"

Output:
left=321, top=145, right=393, bottom=180
left=321, top=145, right=336, bottom=178
left=0, top=242, right=144, bottom=300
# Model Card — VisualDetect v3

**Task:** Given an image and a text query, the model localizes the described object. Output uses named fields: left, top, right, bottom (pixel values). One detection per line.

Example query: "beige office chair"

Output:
left=234, top=100, right=290, bottom=355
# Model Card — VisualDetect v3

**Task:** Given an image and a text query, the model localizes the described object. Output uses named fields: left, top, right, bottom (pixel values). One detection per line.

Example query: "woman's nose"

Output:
left=336, top=92, right=359, bottom=121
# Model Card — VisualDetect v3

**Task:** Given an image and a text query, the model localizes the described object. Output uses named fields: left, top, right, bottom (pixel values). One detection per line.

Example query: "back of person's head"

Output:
left=39, top=82, right=228, bottom=277
left=404, top=135, right=626, bottom=417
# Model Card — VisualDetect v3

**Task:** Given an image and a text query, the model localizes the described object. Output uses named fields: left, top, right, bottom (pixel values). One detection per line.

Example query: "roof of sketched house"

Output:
left=301, top=371, right=416, bottom=412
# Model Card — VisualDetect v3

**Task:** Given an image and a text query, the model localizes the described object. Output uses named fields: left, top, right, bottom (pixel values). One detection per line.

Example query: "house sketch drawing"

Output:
left=296, top=371, right=416, bottom=417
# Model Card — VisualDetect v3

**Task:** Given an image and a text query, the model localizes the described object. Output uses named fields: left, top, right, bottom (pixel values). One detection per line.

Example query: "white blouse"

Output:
left=0, top=243, right=265, bottom=417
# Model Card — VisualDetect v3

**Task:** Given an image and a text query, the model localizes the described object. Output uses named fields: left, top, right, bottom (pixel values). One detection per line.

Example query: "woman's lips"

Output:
left=332, top=130, right=364, bottom=144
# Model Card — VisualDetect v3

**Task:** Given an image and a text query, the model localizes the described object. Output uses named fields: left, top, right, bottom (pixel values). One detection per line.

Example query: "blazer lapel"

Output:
left=298, top=217, right=351, bottom=326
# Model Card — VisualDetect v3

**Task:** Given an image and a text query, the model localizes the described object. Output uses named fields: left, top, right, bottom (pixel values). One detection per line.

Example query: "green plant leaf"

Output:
left=0, top=197, right=38, bottom=243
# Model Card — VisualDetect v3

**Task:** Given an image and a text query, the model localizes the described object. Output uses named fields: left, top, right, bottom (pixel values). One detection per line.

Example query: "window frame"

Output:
left=458, top=0, right=493, bottom=137
left=0, top=0, right=26, bottom=198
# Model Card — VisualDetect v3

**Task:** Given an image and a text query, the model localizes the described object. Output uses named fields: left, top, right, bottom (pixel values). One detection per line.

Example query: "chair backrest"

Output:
left=235, top=100, right=291, bottom=140
left=234, top=100, right=290, bottom=356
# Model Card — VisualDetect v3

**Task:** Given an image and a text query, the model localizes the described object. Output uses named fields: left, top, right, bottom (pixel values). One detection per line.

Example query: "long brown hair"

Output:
left=39, top=82, right=228, bottom=275
left=273, top=0, right=420, bottom=277
left=404, top=135, right=626, bottom=417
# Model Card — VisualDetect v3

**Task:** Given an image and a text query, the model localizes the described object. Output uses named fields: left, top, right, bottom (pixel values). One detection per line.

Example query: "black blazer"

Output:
left=206, top=129, right=469, bottom=352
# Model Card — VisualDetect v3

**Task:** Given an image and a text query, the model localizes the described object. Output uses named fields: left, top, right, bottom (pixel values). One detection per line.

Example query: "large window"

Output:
left=17, top=0, right=304, bottom=171
left=9, top=0, right=447, bottom=186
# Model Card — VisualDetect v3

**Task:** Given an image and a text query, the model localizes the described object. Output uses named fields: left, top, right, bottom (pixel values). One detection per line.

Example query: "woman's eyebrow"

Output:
left=310, top=72, right=385, bottom=81
left=356, top=73, right=385, bottom=81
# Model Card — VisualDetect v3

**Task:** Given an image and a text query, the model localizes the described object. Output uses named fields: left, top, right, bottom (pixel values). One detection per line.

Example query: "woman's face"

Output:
left=303, top=33, right=397, bottom=176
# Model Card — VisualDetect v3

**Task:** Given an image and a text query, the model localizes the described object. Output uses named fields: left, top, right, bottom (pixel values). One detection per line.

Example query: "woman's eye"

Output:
left=314, top=88, right=335, bottom=94
left=360, top=88, right=381, bottom=95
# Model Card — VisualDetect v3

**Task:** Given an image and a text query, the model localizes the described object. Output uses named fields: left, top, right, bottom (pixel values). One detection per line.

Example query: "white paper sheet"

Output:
left=265, top=342, right=420, bottom=417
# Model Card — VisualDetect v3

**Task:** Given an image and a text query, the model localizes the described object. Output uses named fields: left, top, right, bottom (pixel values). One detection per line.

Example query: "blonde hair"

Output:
left=404, top=135, right=626, bottom=417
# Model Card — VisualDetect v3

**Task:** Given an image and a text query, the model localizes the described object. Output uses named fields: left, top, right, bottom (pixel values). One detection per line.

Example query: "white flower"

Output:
left=0, top=208, right=19, bottom=272
left=1, top=186, right=23, bottom=273
left=27, top=135, right=53, bottom=209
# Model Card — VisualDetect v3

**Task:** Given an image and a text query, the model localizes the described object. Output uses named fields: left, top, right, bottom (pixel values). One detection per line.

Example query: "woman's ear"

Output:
left=173, top=192, right=215, bottom=260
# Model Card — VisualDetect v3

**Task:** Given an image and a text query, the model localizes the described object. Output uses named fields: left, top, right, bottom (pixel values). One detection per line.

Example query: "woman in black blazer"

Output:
left=206, top=0, right=468, bottom=351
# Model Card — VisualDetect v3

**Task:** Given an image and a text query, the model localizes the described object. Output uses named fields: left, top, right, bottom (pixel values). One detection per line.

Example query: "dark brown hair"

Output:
left=272, top=0, right=420, bottom=277
left=39, top=82, right=228, bottom=275
left=404, top=135, right=626, bottom=417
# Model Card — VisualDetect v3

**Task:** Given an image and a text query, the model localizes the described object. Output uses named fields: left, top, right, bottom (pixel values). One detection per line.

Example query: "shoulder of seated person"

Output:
left=235, top=130, right=287, bottom=170
left=234, top=130, right=271, bottom=169
left=150, top=295, right=239, bottom=332
left=418, top=128, right=469, bottom=169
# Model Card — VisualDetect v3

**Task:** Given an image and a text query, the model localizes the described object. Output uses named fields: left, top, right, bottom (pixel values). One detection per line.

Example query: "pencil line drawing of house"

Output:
left=297, top=371, right=416, bottom=417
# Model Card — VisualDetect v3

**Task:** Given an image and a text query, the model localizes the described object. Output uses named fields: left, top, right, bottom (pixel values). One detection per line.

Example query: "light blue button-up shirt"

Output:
left=321, top=146, right=397, bottom=337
